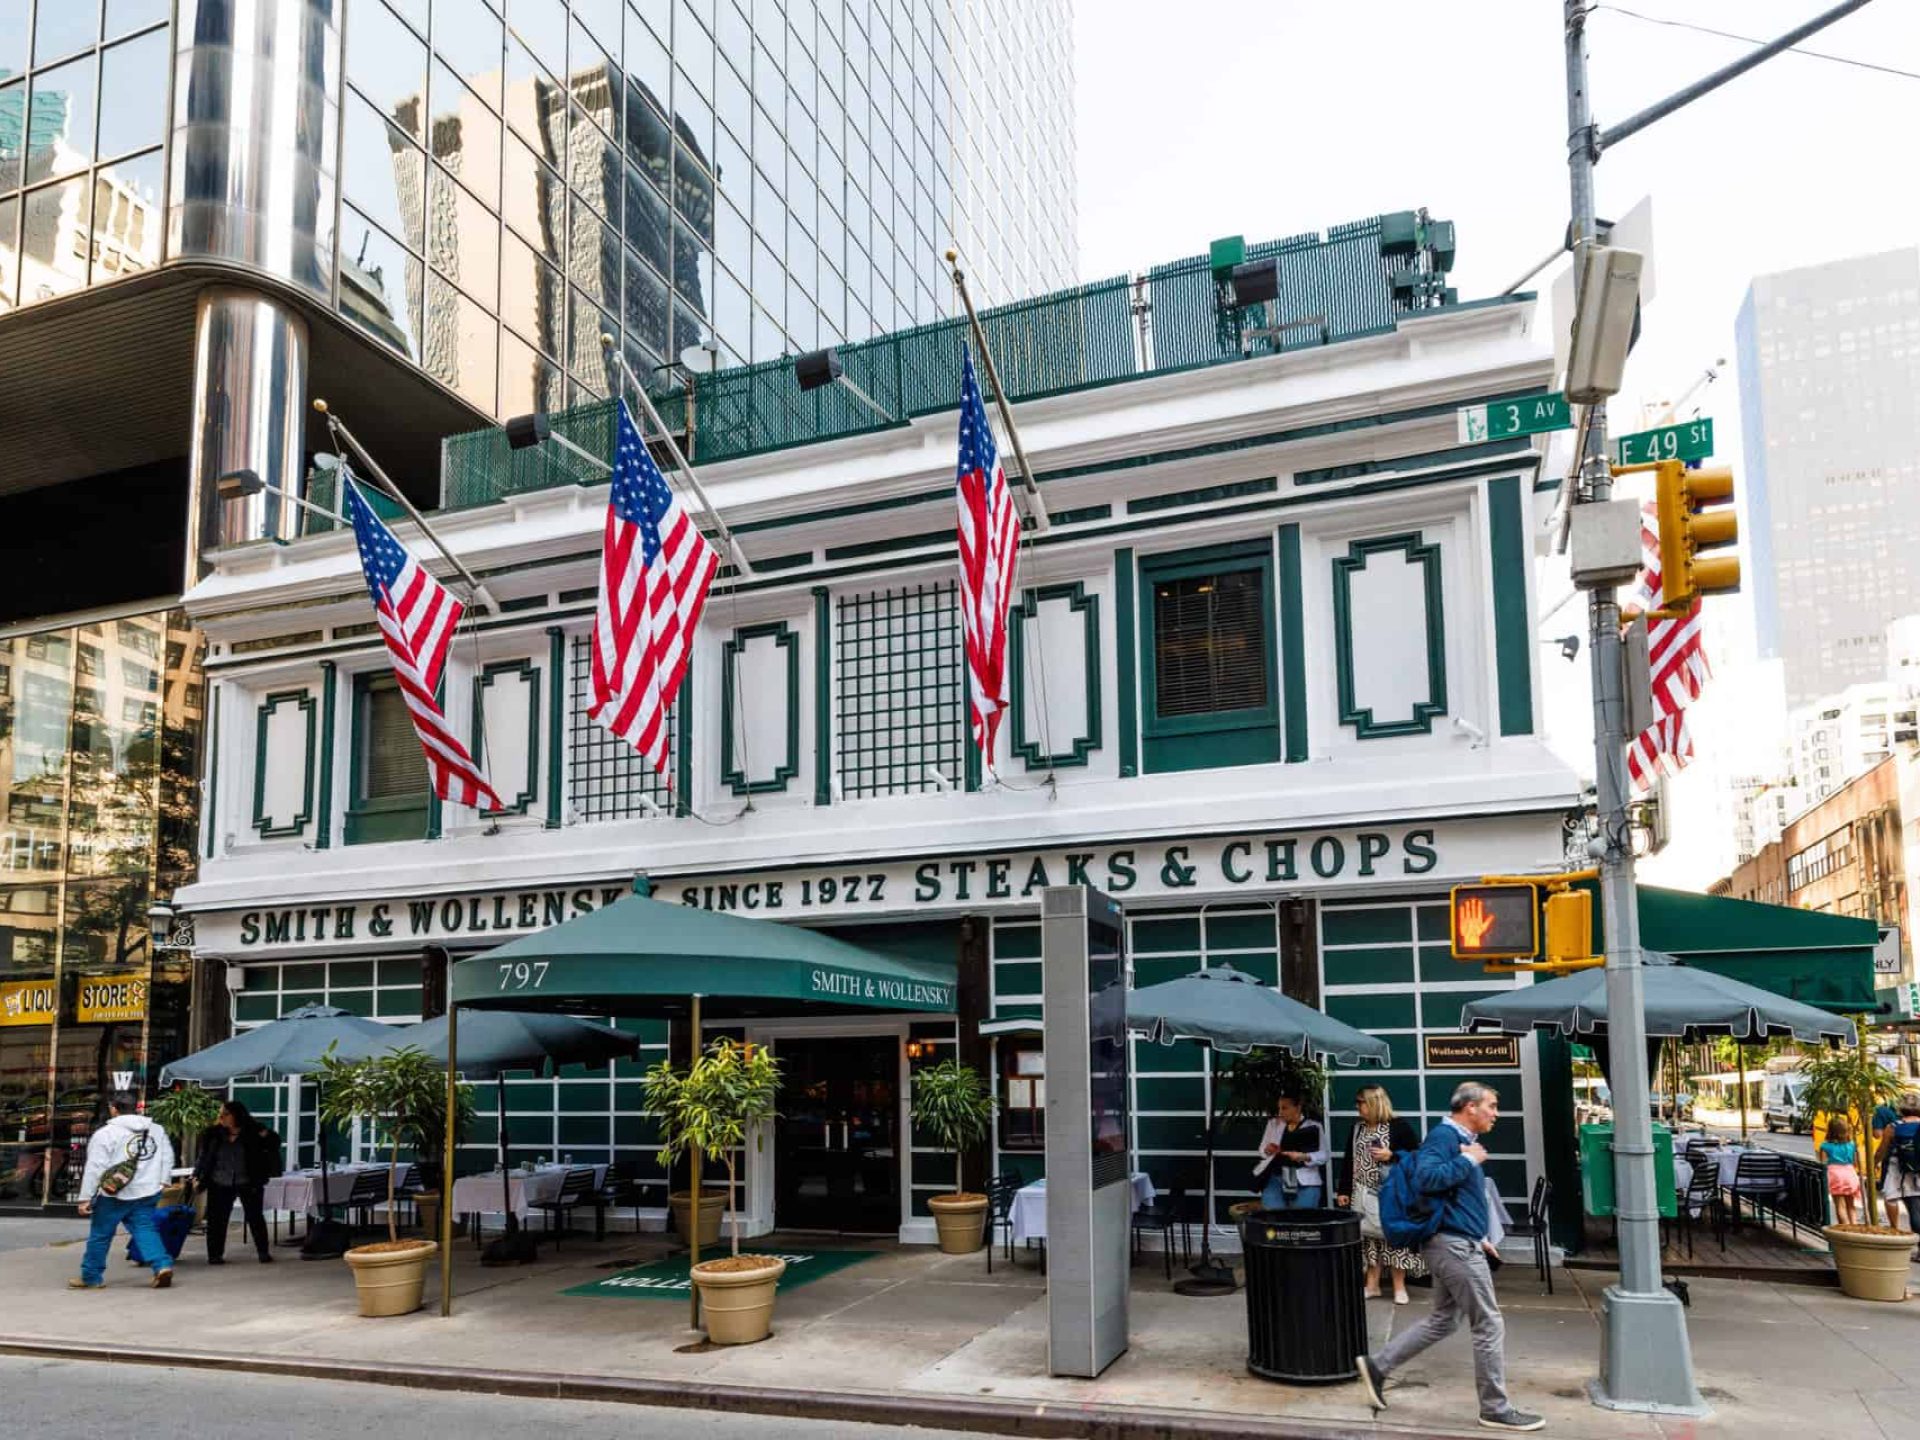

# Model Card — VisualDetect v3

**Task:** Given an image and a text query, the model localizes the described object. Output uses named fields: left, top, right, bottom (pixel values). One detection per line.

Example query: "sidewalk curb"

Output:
left=0, top=1335, right=1463, bottom=1440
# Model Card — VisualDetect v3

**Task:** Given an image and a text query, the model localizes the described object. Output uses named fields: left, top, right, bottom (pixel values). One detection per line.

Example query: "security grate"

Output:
left=834, top=582, right=965, bottom=799
left=567, top=636, right=675, bottom=820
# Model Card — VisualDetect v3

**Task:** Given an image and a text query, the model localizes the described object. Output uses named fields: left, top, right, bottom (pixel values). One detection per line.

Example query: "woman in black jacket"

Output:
left=1337, top=1084, right=1425, bottom=1303
left=191, top=1100, right=282, bottom=1264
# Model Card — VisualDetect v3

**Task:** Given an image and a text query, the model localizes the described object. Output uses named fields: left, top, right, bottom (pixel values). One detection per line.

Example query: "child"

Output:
left=1822, top=1115, right=1862, bottom=1225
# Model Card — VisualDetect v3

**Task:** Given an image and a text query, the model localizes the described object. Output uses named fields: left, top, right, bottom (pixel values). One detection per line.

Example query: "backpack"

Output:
left=1895, top=1121, right=1920, bottom=1175
left=96, top=1126, right=156, bottom=1198
left=1378, top=1141, right=1445, bottom=1250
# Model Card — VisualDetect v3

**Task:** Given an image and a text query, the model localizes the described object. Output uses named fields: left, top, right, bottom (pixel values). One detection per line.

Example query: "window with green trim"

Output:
left=345, top=673, right=429, bottom=844
left=1138, top=542, right=1280, bottom=774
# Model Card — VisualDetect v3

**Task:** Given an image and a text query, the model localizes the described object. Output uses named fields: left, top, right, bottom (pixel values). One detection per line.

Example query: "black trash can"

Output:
left=1239, top=1207, right=1368, bottom=1383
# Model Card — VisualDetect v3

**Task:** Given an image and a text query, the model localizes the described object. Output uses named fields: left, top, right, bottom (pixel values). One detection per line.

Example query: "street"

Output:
left=0, top=1355, right=985, bottom=1440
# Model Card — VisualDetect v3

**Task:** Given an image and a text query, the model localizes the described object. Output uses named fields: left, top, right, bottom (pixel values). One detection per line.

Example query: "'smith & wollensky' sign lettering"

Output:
left=194, top=817, right=1556, bottom=953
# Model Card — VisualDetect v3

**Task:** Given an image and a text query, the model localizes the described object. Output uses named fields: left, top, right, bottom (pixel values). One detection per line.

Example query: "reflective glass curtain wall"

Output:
left=0, top=609, right=203, bottom=1207
left=0, top=0, right=173, bottom=311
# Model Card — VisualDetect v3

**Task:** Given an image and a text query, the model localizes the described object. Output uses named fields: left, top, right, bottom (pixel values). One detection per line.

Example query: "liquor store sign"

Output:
left=0, top=971, right=146, bottom=1026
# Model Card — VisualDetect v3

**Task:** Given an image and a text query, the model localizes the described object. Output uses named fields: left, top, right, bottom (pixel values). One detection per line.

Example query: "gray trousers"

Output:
left=1372, top=1232, right=1508, bottom=1414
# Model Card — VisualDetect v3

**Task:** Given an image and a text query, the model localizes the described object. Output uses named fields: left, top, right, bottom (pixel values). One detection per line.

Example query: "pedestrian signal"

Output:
left=1450, top=883, right=1539, bottom=961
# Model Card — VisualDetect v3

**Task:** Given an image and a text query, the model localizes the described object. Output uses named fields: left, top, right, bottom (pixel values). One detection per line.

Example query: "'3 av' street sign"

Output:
left=1456, top=392, right=1573, bottom=443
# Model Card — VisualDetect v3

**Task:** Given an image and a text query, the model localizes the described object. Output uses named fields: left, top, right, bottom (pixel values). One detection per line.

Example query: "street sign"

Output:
left=1450, top=882, right=1540, bottom=961
left=1875, top=925, right=1903, bottom=977
left=1612, top=417, right=1714, bottom=466
left=1457, top=393, right=1573, bottom=444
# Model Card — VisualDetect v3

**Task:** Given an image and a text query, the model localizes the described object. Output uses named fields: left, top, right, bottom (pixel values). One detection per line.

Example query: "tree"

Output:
left=643, top=1039, right=781, bottom=1259
left=1216, top=1048, right=1331, bottom=1125
left=317, top=1044, right=474, bottom=1245
left=1798, top=1024, right=1905, bottom=1227
left=148, top=1083, right=221, bottom=1156
left=908, top=1060, right=995, bottom=1199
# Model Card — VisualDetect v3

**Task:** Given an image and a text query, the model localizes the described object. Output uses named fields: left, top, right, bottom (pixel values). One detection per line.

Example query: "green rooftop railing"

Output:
left=441, top=211, right=1460, bottom=511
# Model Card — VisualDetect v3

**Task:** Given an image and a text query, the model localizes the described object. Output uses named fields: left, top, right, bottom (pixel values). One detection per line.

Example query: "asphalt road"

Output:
left=0, top=1355, right=987, bottom=1440
left=1693, top=1115, right=1816, bottom=1161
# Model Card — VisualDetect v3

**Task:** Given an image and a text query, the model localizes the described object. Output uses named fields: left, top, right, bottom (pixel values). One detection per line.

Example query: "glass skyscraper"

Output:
left=1, top=0, right=1077, bottom=423
left=1736, top=247, right=1920, bottom=708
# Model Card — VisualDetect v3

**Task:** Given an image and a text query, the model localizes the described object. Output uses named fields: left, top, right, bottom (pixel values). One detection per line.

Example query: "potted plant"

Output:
left=1799, top=1029, right=1913, bottom=1301
left=909, top=1059, right=996, bottom=1254
left=317, top=1044, right=472, bottom=1317
left=644, top=1038, right=783, bottom=1343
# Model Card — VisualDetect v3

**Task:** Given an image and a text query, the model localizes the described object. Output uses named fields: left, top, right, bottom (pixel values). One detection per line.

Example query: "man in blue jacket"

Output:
left=1356, top=1081, right=1541, bottom=1432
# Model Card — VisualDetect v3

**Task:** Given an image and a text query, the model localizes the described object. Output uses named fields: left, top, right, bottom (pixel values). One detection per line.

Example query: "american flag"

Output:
left=343, top=477, right=503, bottom=812
left=1627, top=504, right=1711, bottom=790
left=588, top=399, right=720, bottom=776
left=955, top=349, right=1022, bottom=767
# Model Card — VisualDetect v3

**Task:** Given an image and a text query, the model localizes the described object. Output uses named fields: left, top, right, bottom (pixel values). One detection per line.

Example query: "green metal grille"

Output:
left=834, top=581, right=964, bottom=800
left=436, top=213, right=1462, bottom=509
left=566, top=636, right=675, bottom=821
left=442, top=399, right=620, bottom=511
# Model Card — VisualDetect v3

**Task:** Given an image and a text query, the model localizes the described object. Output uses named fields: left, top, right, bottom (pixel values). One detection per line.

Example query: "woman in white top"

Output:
left=1258, top=1092, right=1328, bottom=1209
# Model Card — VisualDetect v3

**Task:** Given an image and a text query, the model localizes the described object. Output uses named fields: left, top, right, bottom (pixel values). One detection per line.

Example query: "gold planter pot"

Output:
left=928, top=1193, right=989, bottom=1254
left=1824, top=1225, right=1917, bottom=1302
left=691, top=1256, right=787, bottom=1344
left=342, top=1240, right=438, bottom=1318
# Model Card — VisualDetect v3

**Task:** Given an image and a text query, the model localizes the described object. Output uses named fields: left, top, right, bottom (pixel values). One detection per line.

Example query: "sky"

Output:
left=1073, top=0, right=1920, bottom=888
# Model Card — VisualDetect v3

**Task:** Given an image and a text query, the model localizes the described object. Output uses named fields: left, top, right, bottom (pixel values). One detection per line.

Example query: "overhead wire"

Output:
left=1596, top=5, right=1919, bottom=82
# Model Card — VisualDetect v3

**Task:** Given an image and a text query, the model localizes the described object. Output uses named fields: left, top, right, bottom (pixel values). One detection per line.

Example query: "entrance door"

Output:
left=775, top=1035, right=900, bottom=1232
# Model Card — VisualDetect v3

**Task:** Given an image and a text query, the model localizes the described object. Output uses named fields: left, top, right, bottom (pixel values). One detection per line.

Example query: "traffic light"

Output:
left=1654, top=460, right=1739, bottom=609
left=1543, top=889, right=1594, bottom=967
left=1450, top=883, right=1539, bottom=961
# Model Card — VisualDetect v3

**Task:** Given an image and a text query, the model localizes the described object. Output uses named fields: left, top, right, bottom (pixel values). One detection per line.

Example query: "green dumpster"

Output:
left=1579, top=1122, right=1676, bottom=1219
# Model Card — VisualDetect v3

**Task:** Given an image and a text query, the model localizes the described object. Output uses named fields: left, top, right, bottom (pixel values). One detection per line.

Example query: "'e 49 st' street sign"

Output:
left=1456, top=393, right=1573, bottom=444
left=1612, top=417, right=1714, bottom=466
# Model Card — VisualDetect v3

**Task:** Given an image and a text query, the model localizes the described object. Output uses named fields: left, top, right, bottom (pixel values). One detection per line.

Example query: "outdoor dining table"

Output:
left=263, top=1162, right=410, bottom=1215
left=449, top=1163, right=609, bottom=1222
left=1009, top=1172, right=1157, bottom=1245
left=1674, top=1144, right=1751, bottom=1193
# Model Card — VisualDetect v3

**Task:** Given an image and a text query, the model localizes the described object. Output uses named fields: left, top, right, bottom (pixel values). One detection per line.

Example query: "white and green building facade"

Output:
left=170, top=218, right=1582, bottom=1245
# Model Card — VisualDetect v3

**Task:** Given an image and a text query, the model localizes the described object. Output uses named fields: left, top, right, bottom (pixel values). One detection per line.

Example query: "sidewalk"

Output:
left=1, top=1225, right=1913, bottom=1439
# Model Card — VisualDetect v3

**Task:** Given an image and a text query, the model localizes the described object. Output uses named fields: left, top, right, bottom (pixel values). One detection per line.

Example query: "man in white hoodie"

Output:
left=70, top=1092, right=176, bottom=1290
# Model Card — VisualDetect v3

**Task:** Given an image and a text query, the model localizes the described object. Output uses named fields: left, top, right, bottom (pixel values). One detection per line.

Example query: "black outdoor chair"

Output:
left=1727, top=1150, right=1789, bottom=1231
left=985, top=1174, right=1023, bottom=1274
left=341, top=1167, right=393, bottom=1238
left=1674, top=1161, right=1728, bottom=1256
left=1500, top=1177, right=1554, bottom=1294
left=595, top=1161, right=646, bottom=1240
left=1130, top=1184, right=1190, bottom=1281
left=531, top=1165, right=600, bottom=1247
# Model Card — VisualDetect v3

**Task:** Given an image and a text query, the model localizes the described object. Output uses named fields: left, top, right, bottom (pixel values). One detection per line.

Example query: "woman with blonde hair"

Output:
left=1338, top=1084, right=1424, bottom=1302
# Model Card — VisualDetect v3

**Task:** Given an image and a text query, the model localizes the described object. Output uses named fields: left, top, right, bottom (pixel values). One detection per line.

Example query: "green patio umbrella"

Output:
left=1127, top=966, right=1390, bottom=1294
left=1457, top=951, right=1858, bottom=1045
left=386, top=1011, right=642, bottom=1263
left=159, top=1003, right=399, bottom=1257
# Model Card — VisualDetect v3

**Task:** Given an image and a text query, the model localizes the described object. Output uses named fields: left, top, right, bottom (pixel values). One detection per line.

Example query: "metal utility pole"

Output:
left=1562, top=0, right=1876, bottom=1413
left=1560, top=5, right=1698, bottom=1413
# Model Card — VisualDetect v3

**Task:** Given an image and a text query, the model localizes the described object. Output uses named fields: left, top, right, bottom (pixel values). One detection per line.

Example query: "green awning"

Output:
left=448, top=892, right=957, bottom=1018
left=1638, top=886, right=1879, bottom=1012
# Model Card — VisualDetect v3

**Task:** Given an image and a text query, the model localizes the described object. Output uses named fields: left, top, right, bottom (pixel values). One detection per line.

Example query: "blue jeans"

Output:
left=1261, top=1175, right=1322, bottom=1210
left=82, top=1194, right=171, bottom=1285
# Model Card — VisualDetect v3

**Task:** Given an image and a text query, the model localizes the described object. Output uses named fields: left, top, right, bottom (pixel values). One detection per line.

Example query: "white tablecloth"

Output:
left=450, top=1164, right=609, bottom=1220
left=1009, top=1172, right=1156, bottom=1245
left=263, top=1164, right=409, bottom=1214
left=1675, top=1144, right=1751, bottom=1192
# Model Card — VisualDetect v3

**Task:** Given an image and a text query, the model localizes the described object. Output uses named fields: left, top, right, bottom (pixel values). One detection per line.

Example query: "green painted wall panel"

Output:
left=1323, top=945, right=1416, bottom=985
left=1132, top=917, right=1201, bottom=953
left=1321, top=907, right=1413, bottom=945
left=1136, top=1076, right=1207, bottom=1112
left=1487, top=475, right=1535, bottom=736
left=1325, top=991, right=1418, bottom=1030
left=994, top=924, right=1042, bottom=960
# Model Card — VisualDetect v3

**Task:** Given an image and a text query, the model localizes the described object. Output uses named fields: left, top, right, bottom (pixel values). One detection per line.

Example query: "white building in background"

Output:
left=1736, top=246, right=1920, bottom=708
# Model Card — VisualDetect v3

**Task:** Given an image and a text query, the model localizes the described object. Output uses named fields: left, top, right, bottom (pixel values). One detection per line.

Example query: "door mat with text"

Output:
left=562, top=1247, right=879, bottom=1300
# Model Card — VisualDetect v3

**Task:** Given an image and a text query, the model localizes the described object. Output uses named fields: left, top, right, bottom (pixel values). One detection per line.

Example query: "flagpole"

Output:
left=599, top=335, right=754, bottom=579
left=944, top=248, right=1049, bottom=532
left=313, top=399, right=500, bottom=613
